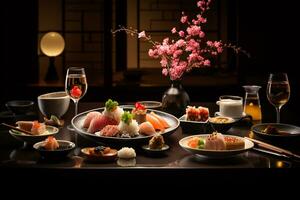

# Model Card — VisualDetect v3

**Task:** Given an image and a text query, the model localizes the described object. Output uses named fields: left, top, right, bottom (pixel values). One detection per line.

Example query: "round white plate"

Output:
left=179, top=134, right=254, bottom=158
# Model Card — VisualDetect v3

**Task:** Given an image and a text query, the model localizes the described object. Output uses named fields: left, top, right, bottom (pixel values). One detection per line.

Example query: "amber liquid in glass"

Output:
left=267, top=81, right=290, bottom=108
left=244, top=98, right=262, bottom=121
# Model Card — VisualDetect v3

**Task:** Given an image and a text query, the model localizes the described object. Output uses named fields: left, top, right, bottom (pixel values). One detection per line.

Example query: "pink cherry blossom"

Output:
left=178, top=31, right=185, bottom=37
left=199, top=31, right=205, bottom=38
left=138, top=31, right=146, bottom=38
left=181, top=15, right=188, bottom=24
left=162, top=68, right=168, bottom=76
left=186, top=25, right=201, bottom=36
left=175, top=39, right=185, bottom=48
left=171, top=27, right=177, bottom=34
left=112, top=0, right=247, bottom=81
left=160, top=57, right=168, bottom=67
left=204, top=59, right=211, bottom=66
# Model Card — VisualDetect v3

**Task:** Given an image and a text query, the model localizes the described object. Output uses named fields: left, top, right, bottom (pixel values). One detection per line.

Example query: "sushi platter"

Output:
left=72, top=103, right=179, bottom=144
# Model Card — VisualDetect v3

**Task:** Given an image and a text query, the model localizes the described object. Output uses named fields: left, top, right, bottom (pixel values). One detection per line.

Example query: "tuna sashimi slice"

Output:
left=83, top=111, right=102, bottom=128
left=87, top=115, right=118, bottom=133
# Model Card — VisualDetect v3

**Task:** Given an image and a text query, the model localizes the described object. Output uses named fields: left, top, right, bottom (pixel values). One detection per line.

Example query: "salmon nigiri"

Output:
left=146, top=114, right=165, bottom=132
left=139, top=122, right=156, bottom=136
left=149, top=112, right=170, bottom=128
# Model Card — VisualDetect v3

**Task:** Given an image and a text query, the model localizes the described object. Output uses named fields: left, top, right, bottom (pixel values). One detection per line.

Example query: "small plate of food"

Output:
left=179, top=132, right=254, bottom=158
left=251, top=123, right=300, bottom=139
left=179, top=106, right=209, bottom=134
left=208, top=116, right=236, bottom=133
left=8, top=121, right=59, bottom=146
left=81, top=146, right=118, bottom=162
left=33, top=136, right=75, bottom=159
left=142, top=134, right=169, bottom=156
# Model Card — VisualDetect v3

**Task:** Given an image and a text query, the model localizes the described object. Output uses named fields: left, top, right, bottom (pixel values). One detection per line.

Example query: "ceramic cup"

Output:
left=216, top=95, right=243, bottom=118
left=38, top=91, right=70, bottom=118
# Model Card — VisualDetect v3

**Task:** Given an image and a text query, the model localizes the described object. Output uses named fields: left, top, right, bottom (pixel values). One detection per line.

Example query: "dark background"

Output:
left=1, top=0, right=299, bottom=124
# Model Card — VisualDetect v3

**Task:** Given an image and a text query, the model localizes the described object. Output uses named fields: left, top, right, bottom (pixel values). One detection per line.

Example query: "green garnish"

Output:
left=50, top=115, right=61, bottom=126
left=121, top=111, right=133, bottom=125
left=197, top=138, right=205, bottom=149
left=105, top=99, right=119, bottom=112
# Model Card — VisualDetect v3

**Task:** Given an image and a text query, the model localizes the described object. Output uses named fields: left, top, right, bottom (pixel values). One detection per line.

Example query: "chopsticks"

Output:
left=1, top=123, right=33, bottom=135
left=245, top=137, right=300, bottom=160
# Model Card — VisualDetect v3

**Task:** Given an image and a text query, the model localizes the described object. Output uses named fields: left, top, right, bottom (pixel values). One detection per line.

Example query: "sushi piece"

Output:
left=146, top=114, right=165, bottom=131
left=43, top=136, right=59, bottom=151
left=102, top=99, right=124, bottom=123
left=149, top=112, right=169, bottom=128
left=186, top=106, right=209, bottom=122
left=149, top=134, right=165, bottom=149
left=16, top=121, right=33, bottom=132
left=139, top=121, right=156, bottom=136
left=132, top=102, right=147, bottom=124
left=100, top=125, right=120, bottom=137
left=31, top=121, right=46, bottom=135
left=83, top=111, right=101, bottom=128
left=205, top=132, right=226, bottom=150
left=118, top=112, right=139, bottom=137
left=224, top=136, right=245, bottom=150
left=87, top=115, right=118, bottom=133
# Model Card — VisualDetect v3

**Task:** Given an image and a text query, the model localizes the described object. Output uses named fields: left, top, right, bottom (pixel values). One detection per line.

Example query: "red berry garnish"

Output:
left=135, top=102, right=145, bottom=110
left=70, top=85, right=82, bottom=98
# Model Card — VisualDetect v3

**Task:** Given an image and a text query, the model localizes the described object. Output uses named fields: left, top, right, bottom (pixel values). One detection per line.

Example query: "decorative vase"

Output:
left=161, top=80, right=190, bottom=117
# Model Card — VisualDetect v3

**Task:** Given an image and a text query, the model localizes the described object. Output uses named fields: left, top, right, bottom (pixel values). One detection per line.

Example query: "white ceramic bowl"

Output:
left=38, top=91, right=70, bottom=118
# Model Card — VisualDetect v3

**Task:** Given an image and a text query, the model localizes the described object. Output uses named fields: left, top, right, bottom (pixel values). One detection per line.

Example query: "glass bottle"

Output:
left=243, top=85, right=262, bottom=122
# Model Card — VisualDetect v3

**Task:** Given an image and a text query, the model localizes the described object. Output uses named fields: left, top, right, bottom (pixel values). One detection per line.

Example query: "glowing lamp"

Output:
left=40, top=32, right=65, bottom=81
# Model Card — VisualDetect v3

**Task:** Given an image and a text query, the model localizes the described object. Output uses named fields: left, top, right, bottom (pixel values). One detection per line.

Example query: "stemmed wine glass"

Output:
left=266, top=73, right=290, bottom=123
left=65, top=67, right=88, bottom=130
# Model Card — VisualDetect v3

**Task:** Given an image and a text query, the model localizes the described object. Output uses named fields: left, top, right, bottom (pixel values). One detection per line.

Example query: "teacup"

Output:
left=216, top=95, right=243, bottom=118
left=38, top=92, right=70, bottom=118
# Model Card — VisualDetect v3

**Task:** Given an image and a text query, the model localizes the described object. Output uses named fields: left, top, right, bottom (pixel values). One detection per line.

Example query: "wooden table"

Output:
left=1, top=102, right=300, bottom=185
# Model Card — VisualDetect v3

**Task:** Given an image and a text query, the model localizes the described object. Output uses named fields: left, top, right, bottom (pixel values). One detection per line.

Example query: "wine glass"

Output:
left=266, top=73, right=290, bottom=123
left=65, top=67, right=88, bottom=130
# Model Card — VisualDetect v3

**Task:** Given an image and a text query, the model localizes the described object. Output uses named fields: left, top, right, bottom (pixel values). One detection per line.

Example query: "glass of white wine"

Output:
left=267, top=73, right=290, bottom=123
left=65, top=67, right=88, bottom=130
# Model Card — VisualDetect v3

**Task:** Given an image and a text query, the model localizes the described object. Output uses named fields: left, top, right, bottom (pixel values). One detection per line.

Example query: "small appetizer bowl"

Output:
left=179, top=114, right=208, bottom=134
left=81, top=147, right=118, bottom=162
left=208, top=116, right=236, bottom=133
left=6, top=100, right=34, bottom=114
left=33, top=140, right=75, bottom=159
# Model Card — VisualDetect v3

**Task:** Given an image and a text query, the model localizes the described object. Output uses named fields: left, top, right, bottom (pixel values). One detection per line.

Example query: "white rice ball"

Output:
left=118, top=119, right=139, bottom=137
left=118, top=147, right=136, bottom=159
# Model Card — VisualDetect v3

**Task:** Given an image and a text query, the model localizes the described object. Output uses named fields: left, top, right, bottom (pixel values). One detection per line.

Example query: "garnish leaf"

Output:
left=105, top=99, right=119, bottom=112
left=121, top=111, right=133, bottom=125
